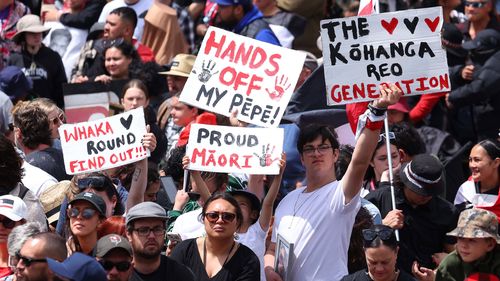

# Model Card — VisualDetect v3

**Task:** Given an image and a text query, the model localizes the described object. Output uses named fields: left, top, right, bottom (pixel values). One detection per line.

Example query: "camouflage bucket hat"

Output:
left=447, top=208, right=500, bottom=243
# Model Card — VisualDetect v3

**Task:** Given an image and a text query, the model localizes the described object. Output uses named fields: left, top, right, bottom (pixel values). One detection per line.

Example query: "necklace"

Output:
left=289, top=188, right=322, bottom=228
left=203, top=238, right=236, bottom=269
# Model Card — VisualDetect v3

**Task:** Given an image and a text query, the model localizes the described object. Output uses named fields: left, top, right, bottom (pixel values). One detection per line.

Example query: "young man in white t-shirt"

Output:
left=264, top=85, right=402, bottom=281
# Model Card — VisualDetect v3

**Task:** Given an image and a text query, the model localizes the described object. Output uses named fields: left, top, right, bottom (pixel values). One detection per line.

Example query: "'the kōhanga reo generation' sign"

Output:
left=320, top=7, right=449, bottom=105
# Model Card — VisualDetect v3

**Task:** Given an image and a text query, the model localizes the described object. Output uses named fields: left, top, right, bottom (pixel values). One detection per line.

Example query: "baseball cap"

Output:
left=399, top=154, right=444, bottom=197
left=0, top=66, right=33, bottom=101
left=388, top=98, right=410, bottom=113
left=447, top=208, right=500, bottom=243
left=47, top=252, right=107, bottom=281
left=96, top=234, right=132, bottom=258
left=0, top=195, right=27, bottom=221
left=158, top=54, right=196, bottom=77
left=125, top=201, right=167, bottom=225
left=69, top=192, right=106, bottom=217
left=462, top=29, right=500, bottom=51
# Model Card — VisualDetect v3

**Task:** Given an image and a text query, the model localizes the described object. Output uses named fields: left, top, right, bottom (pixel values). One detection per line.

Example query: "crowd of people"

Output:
left=0, top=0, right=499, bottom=280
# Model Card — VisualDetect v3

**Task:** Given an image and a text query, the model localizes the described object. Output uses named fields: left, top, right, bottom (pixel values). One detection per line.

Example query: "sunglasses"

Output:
left=204, top=212, right=237, bottom=223
left=102, top=38, right=125, bottom=49
left=362, top=228, right=394, bottom=242
left=0, top=218, right=16, bottom=229
left=67, top=207, right=97, bottom=220
left=99, top=260, right=131, bottom=272
left=464, top=1, right=489, bottom=8
left=50, top=112, right=65, bottom=125
left=77, top=176, right=108, bottom=191
left=378, top=132, right=396, bottom=143
left=15, top=251, right=47, bottom=267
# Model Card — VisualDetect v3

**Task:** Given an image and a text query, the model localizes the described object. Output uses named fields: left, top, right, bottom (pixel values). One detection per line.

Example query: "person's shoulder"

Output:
left=340, top=269, right=370, bottom=281
left=364, top=184, right=391, bottom=200
left=162, top=254, right=196, bottom=280
left=398, top=270, right=417, bottom=281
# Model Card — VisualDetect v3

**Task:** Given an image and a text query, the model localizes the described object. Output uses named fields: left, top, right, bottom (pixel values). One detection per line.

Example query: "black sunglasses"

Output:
left=99, top=260, right=131, bottom=272
left=67, top=207, right=97, bottom=220
left=15, top=251, right=47, bottom=267
left=0, top=218, right=16, bottom=229
left=362, top=228, right=394, bottom=242
left=77, top=176, right=108, bottom=191
left=204, top=212, right=236, bottom=223
left=464, top=1, right=489, bottom=8
left=102, top=38, right=125, bottom=49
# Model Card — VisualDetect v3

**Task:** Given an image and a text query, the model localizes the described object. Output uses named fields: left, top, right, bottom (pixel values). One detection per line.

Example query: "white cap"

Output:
left=0, top=195, right=28, bottom=221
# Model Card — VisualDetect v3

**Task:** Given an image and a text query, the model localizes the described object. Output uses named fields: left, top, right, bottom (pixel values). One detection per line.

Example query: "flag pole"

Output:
left=383, top=117, right=399, bottom=241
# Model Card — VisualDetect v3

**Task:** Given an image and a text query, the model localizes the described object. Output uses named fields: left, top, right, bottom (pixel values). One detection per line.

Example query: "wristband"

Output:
left=355, top=108, right=387, bottom=140
left=368, top=103, right=387, bottom=116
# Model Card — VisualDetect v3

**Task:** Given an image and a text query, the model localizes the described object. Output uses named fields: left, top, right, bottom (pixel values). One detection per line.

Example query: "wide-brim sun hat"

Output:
left=12, top=14, right=51, bottom=43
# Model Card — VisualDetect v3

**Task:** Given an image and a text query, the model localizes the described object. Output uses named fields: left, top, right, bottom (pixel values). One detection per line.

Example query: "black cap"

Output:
left=69, top=192, right=106, bottom=217
left=399, top=154, right=444, bottom=197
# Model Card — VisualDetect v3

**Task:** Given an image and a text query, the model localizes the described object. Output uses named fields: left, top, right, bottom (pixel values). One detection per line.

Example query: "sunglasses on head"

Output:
left=15, top=251, right=47, bottom=267
left=102, top=38, right=125, bottom=49
left=99, top=260, right=131, bottom=272
left=362, top=228, right=394, bottom=242
left=50, top=112, right=65, bottom=125
left=0, top=217, right=16, bottom=229
left=77, top=176, right=108, bottom=191
left=464, top=1, right=489, bottom=8
left=67, top=207, right=97, bottom=220
left=378, top=132, right=396, bottom=143
left=204, top=212, right=236, bottom=223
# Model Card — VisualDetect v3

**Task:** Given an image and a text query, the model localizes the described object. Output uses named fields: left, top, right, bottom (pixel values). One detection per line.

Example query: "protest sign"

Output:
left=179, top=26, right=306, bottom=127
left=63, top=80, right=128, bottom=123
left=58, top=107, right=149, bottom=174
left=320, top=7, right=449, bottom=105
left=186, top=124, right=284, bottom=174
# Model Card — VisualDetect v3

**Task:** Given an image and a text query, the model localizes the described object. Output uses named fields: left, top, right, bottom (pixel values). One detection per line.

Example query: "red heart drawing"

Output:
left=381, top=18, right=398, bottom=34
left=424, top=17, right=440, bottom=32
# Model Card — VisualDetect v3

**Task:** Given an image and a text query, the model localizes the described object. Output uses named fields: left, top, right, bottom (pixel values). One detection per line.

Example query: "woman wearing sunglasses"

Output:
left=341, top=225, right=416, bottom=281
left=29, top=98, right=65, bottom=149
left=361, top=132, right=401, bottom=196
left=171, top=193, right=260, bottom=281
left=66, top=192, right=107, bottom=256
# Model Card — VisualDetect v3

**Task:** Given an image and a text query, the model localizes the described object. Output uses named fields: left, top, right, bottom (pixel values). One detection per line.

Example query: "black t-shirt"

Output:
left=341, top=269, right=417, bottom=281
left=25, top=147, right=71, bottom=181
left=365, top=183, right=459, bottom=273
left=131, top=255, right=195, bottom=281
left=171, top=238, right=260, bottom=281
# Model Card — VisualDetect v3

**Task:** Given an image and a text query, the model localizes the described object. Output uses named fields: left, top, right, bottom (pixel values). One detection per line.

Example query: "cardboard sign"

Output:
left=180, top=26, right=306, bottom=127
left=320, top=7, right=449, bottom=105
left=186, top=124, right=284, bottom=174
left=58, top=108, right=150, bottom=175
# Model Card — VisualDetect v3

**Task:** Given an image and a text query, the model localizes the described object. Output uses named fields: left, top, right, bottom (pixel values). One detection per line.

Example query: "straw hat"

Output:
left=159, top=54, right=196, bottom=77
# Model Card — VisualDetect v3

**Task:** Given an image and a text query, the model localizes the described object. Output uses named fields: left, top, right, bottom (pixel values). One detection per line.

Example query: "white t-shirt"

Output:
left=22, top=161, right=58, bottom=197
left=272, top=180, right=361, bottom=281
left=98, top=0, right=153, bottom=41
left=237, top=221, right=267, bottom=281
left=171, top=208, right=205, bottom=241
left=454, top=179, right=498, bottom=207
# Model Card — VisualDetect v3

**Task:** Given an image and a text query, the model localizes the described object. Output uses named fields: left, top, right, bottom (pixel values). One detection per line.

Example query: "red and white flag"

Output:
left=358, top=0, right=378, bottom=16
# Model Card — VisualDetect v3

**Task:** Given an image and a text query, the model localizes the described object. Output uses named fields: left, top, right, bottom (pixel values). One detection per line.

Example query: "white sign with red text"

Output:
left=186, top=124, right=283, bottom=174
left=58, top=108, right=149, bottom=174
left=320, top=7, right=449, bottom=105
left=180, top=26, right=306, bottom=127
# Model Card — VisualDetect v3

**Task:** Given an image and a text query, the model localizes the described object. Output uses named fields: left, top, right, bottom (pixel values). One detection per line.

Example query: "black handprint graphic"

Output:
left=192, top=59, right=219, bottom=83
left=253, top=144, right=279, bottom=167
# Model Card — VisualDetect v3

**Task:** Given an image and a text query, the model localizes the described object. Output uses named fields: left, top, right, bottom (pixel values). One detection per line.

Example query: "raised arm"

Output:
left=342, top=85, right=402, bottom=202
left=259, top=153, right=286, bottom=231
left=126, top=126, right=157, bottom=211
left=182, top=156, right=211, bottom=203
